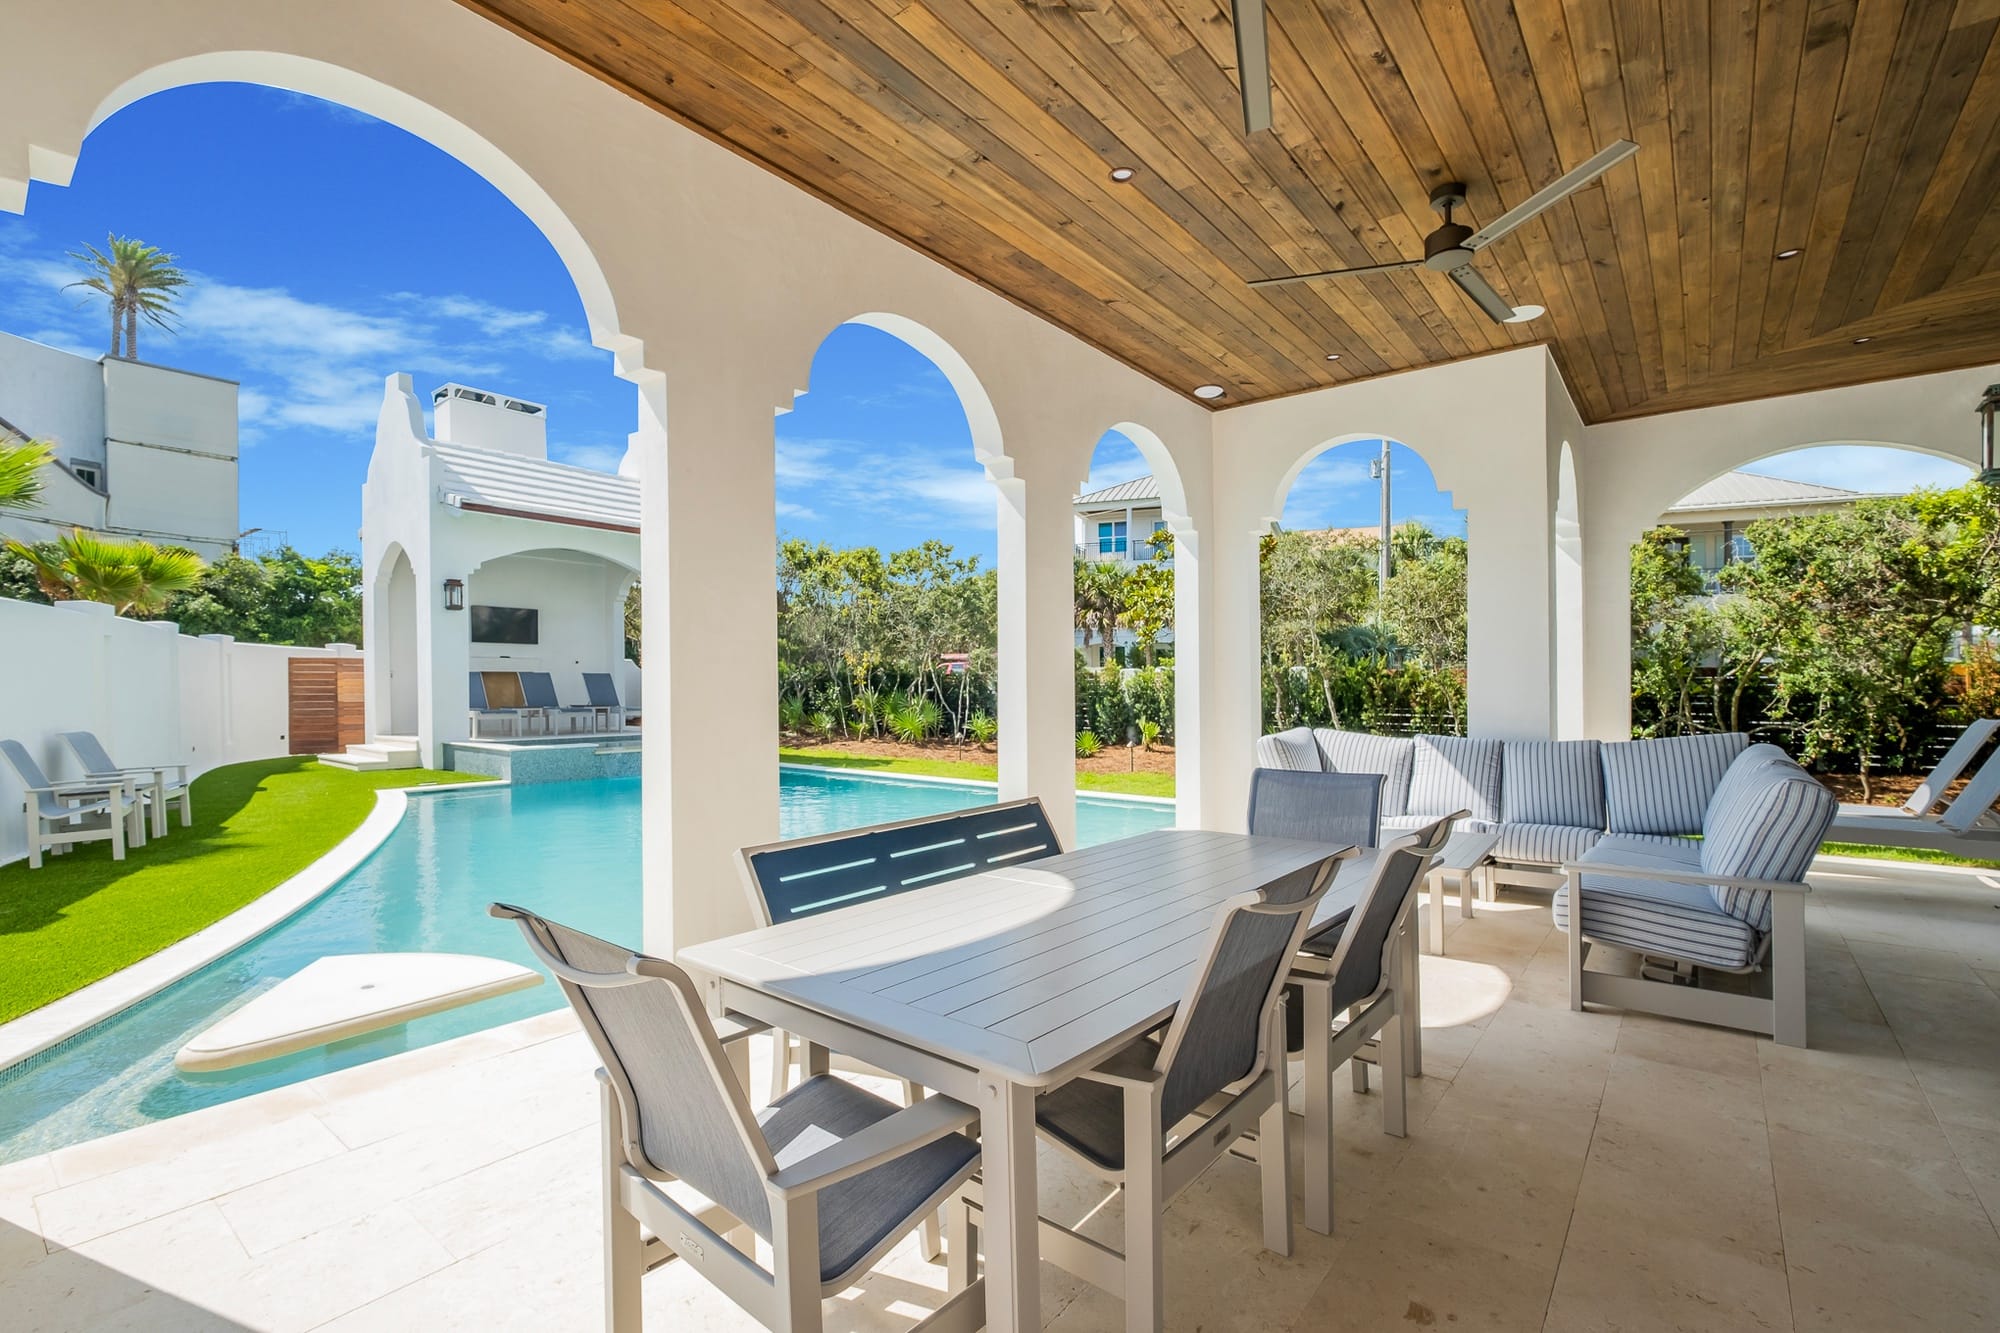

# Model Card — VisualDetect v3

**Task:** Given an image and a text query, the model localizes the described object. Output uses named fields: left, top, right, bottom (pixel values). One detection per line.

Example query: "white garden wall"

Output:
left=0, top=597, right=352, bottom=867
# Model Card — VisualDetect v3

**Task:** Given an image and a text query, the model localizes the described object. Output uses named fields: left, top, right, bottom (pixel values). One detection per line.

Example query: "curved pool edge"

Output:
left=0, top=778, right=502, bottom=1076
left=776, top=759, right=1180, bottom=807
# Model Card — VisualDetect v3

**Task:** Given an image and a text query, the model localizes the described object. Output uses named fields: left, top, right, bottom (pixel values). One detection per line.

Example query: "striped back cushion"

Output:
left=1701, top=743, right=1791, bottom=829
left=1408, top=735, right=1503, bottom=822
left=1701, top=756, right=1836, bottom=930
left=1500, top=740, right=1605, bottom=829
left=1602, top=733, right=1749, bottom=836
left=1313, top=728, right=1416, bottom=816
left=1255, top=728, right=1324, bottom=772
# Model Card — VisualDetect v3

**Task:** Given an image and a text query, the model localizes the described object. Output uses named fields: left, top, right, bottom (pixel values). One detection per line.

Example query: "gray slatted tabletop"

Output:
left=679, top=828, right=1362, bottom=1333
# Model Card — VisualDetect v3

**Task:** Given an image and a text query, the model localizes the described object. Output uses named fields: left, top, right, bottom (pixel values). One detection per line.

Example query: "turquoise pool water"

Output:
left=0, top=768, right=1172, bottom=1159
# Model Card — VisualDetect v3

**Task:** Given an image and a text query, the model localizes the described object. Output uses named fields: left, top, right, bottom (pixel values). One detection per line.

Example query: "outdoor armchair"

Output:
left=2, top=738, right=143, bottom=869
left=59, top=730, right=190, bottom=838
left=491, top=903, right=983, bottom=1333
left=994, top=850, right=1343, bottom=1330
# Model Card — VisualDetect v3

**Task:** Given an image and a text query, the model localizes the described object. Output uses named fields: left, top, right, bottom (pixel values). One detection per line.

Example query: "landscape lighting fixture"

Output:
left=442, top=578, right=465, bottom=611
left=1109, top=167, right=1136, bottom=182
left=1193, top=385, right=1226, bottom=400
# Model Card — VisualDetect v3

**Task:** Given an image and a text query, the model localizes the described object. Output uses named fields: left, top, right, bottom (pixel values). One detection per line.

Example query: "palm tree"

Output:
left=0, top=437, right=53, bottom=512
left=3, top=538, right=72, bottom=601
left=66, top=236, right=190, bottom=359
left=3, top=529, right=204, bottom=613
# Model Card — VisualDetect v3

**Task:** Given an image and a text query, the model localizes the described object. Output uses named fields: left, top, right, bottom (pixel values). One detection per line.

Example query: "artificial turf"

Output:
left=0, top=756, right=487, bottom=1024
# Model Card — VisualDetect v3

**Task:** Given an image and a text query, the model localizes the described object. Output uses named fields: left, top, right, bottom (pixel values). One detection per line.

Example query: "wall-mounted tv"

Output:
left=471, top=605, right=539, bottom=645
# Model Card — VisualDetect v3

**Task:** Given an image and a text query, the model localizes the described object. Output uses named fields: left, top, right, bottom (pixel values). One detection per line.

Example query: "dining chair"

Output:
left=1288, top=812, right=1456, bottom=1234
left=1246, top=767, right=1384, bottom=847
left=491, top=903, right=983, bottom=1333
left=978, top=849, right=1347, bottom=1331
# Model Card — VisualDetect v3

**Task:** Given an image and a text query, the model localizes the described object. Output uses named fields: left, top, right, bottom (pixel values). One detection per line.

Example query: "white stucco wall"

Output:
left=0, top=331, right=105, bottom=466
left=99, top=357, right=239, bottom=557
left=0, top=596, right=348, bottom=867
left=466, top=550, right=629, bottom=696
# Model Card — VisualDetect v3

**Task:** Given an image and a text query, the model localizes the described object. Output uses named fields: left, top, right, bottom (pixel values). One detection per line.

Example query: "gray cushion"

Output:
left=1500, top=740, right=1605, bottom=829
left=1491, top=822, right=1601, bottom=866
left=758, top=1075, right=980, bottom=1285
left=1313, top=728, right=1416, bottom=816
left=1592, top=832, right=1703, bottom=871
left=1035, top=1037, right=1162, bottom=1171
left=1700, top=754, right=1836, bottom=932
left=1552, top=873, right=1762, bottom=970
left=1601, top=733, right=1749, bottom=836
left=1255, top=728, right=1324, bottom=772
left=1408, top=735, right=1502, bottom=822
left=1382, top=813, right=1494, bottom=835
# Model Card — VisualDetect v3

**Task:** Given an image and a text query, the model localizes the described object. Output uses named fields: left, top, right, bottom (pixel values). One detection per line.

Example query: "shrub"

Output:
left=888, top=693, right=940, bottom=743
left=808, top=710, right=837, bottom=737
left=778, top=694, right=807, bottom=733
left=1138, top=718, right=1161, bottom=749
left=1075, top=729, right=1102, bottom=758
left=967, top=712, right=997, bottom=745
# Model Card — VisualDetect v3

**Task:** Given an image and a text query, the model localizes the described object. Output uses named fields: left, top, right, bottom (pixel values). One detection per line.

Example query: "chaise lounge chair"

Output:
left=580, top=671, right=626, bottom=731
left=468, top=671, right=529, bottom=738
left=59, top=730, right=191, bottom=838
left=1829, top=722, right=2000, bottom=855
left=2, top=739, right=143, bottom=868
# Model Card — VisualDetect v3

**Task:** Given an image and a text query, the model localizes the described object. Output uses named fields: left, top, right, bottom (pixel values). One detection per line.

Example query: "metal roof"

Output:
left=430, top=441, right=640, bottom=532
left=1073, top=475, right=1161, bottom=507
left=1665, top=470, right=1870, bottom=513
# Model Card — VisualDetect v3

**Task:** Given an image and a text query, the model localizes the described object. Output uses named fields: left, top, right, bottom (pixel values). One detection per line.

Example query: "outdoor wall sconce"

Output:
left=1978, top=383, right=2000, bottom=489
left=443, top=578, right=465, bottom=611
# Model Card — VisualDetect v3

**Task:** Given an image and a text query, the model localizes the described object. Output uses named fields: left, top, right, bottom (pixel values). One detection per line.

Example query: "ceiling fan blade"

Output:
left=1464, top=139, right=1638, bottom=250
left=1233, top=0, right=1273, bottom=134
left=1448, top=264, right=1518, bottom=323
left=1249, top=258, right=1423, bottom=290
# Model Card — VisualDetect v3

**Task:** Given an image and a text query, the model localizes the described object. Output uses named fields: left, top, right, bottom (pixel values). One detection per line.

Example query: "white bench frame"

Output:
left=1561, top=860, right=1812, bottom=1047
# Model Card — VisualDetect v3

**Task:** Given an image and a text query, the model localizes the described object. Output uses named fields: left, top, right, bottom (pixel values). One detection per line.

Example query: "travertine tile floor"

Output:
left=3, top=857, right=1997, bottom=1331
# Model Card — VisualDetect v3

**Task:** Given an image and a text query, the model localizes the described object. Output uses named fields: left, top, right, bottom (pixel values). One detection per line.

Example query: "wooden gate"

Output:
left=288, top=658, right=366, bottom=755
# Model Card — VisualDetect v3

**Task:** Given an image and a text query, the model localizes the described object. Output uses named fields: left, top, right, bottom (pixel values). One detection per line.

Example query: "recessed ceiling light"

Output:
left=1503, top=304, right=1547, bottom=324
left=1109, top=167, right=1136, bottom=182
left=1853, top=336, right=1872, bottom=344
left=1193, top=384, right=1226, bottom=400
left=1776, top=248, right=1802, bottom=259
left=1325, top=353, right=1342, bottom=361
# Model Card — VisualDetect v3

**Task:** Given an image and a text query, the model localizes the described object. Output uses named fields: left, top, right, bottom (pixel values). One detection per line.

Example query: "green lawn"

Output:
left=1819, top=841, right=2000, bottom=870
left=0, top=756, right=486, bottom=1024
left=779, top=747, right=1177, bottom=799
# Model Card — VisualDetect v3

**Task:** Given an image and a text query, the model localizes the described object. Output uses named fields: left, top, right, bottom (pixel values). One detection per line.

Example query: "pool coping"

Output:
left=0, top=778, right=502, bottom=1076
left=777, top=760, right=1180, bottom=807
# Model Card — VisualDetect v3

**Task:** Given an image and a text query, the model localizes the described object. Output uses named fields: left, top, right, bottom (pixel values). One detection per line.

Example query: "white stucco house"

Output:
left=0, top=329, right=240, bottom=558
left=359, top=375, right=638, bottom=767
left=1657, top=471, right=1878, bottom=586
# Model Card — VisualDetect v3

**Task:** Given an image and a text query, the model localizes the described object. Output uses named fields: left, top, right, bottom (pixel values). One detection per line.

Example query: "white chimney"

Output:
left=431, top=383, right=548, bottom=460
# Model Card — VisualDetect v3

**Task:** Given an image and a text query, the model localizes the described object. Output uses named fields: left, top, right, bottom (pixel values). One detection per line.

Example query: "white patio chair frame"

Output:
left=1561, top=860, right=1812, bottom=1046
left=3, top=739, right=144, bottom=869
left=1829, top=726, right=2000, bottom=855
left=493, top=904, right=985, bottom=1333
left=59, top=731, right=191, bottom=839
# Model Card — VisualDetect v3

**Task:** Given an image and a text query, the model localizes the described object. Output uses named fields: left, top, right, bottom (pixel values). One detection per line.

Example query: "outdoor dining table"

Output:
left=677, top=827, right=1378, bottom=1333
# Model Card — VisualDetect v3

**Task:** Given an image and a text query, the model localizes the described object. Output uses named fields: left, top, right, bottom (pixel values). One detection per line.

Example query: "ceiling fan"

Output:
left=1245, top=140, right=1638, bottom=322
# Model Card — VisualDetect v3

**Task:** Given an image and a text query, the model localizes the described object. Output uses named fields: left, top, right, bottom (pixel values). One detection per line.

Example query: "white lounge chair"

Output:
left=1830, top=724, right=2000, bottom=854
left=2, top=739, right=142, bottom=869
left=59, top=730, right=191, bottom=839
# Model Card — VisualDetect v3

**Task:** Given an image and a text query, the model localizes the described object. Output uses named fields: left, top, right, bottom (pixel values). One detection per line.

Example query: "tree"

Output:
left=0, top=438, right=53, bottom=512
left=3, top=529, right=204, bottom=614
left=1072, top=557, right=1126, bottom=662
left=66, top=235, right=189, bottom=360
left=1628, top=527, right=1714, bottom=736
left=1121, top=537, right=1176, bottom=667
left=170, top=546, right=362, bottom=646
left=1378, top=529, right=1467, bottom=669
left=1258, top=529, right=1375, bottom=726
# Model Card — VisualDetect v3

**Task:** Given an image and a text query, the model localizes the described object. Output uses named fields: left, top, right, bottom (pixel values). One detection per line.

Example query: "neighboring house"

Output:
left=1658, top=470, right=1876, bottom=587
left=0, top=330, right=241, bottom=559
left=1073, top=475, right=1170, bottom=567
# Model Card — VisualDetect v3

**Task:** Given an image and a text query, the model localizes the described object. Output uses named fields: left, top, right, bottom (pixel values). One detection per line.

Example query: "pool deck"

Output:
left=3, top=863, right=1998, bottom=1331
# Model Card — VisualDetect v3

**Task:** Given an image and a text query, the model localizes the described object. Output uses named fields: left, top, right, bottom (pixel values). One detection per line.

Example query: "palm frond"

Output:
left=0, top=438, right=54, bottom=512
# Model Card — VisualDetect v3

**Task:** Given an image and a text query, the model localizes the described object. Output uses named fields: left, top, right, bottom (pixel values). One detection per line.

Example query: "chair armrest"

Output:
left=1561, top=861, right=1811, bottom=894
left=768, top=1093, right=978, bottom=1198
left=1074, top=1039, right=1167, bottom=1090
left=711, top=1011, right=770, bottom=1045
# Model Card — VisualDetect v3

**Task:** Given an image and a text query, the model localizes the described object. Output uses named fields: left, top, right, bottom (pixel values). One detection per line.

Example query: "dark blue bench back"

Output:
left=740, top=798, right=1062, bottom=924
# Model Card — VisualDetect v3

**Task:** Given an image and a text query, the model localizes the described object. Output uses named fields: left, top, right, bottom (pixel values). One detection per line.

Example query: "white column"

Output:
left=996, top=464, right=1078, bottom=848
left=1201, top=514, right=1265, bottom=834
left=637, top=371, right=780, bottom=958
left=1461, top=440, right=1559, bottom=741
left=1164, top=519, right=1206, bottom=830
left=417, top=562, right=471, bottom=769
left=1580, top=522, right=1636, bottom=741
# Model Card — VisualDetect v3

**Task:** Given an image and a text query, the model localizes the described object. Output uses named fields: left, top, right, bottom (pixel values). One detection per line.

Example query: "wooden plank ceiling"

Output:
left=458, top=0, right=2000, bottom=422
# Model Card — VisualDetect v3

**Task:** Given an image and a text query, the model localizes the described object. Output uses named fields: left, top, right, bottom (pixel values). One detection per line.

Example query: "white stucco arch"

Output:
left=373, top=543, right=419, bottom=737
left=1554, top=443, right=1585, bottom=739
left=1265, top=431, right=1462, bottom=536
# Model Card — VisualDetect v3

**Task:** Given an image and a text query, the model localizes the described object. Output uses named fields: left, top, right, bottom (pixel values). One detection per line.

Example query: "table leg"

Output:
left=1401, top=910, right=1423, bottom=1078
left=1425, top=868, right=1445, bottom=955
left=978, top=1076, right=1040, bottom=1333
left=1460, top=868, right=1477, bottom=922
left=1301, top=978, right=1335, bottom=1234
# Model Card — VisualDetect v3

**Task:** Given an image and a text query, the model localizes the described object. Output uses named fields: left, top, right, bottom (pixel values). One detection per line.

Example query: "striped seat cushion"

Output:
left=1491, top=822, right=1600, bottom=866
left=1601, top=733, right=1749, bottom=836
left=1255, top=728, right=1323, bottom=772
left=1500, top=740, right=1605, bottom=829
left=1593, top=832, right=1703, bottom=871
left=1381, top=813, right=1496, bottom=835
left=1552, top=873, right=1763, bottom=970
left=1701, top=753, right=1836, bottom=932
left=1313, top=729, right=1416, bottom=816
left=1408, top=735, right=1503, bottom=822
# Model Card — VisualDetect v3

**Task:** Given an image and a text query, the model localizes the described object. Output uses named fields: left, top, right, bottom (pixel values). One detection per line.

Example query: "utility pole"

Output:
left=1368, top=438, right=1392, bottom=605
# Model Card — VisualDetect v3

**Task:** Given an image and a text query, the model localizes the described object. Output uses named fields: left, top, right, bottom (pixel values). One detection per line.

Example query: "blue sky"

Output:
left=0, top=83, right=1971, bottom=563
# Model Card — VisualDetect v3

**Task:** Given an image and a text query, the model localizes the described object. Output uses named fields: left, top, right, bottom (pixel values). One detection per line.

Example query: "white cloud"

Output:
left=418, top=293, right=550, bottom=335
left=550, top=440, right=625, bottom=472
left=1740, top=445, right=1972, bottom=496
left=540, top=326, right=604, bottom=361
left=776, top=499, right=820, bottom=521
left=183, top=281, right=415, bottom=361
left=774, top=432, right=997, bottom=532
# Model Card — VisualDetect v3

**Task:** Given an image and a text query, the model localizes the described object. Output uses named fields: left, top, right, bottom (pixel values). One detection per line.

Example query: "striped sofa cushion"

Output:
left=1491, top=822, right=1600, bottom=866
left=1601, top=733, right=1749, bottom=835
left=1701, top=743, right=1791, bottom=829
left=1552, top=874, right=1762, bottom=970
left=1313, top=728, right=1416, bottom=816
left=1409, top=735, right=1503, bottom=822
left=1593, top=832, right=1704, bottom=869
left=1500, top=740, right=1605, bottom=829
left=1701, top=754, right=1836, bottom=932
left=1255, top=728, right=1323, bottom=772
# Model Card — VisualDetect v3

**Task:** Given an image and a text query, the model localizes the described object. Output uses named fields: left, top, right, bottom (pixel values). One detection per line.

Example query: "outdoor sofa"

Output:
left=1254, top=727, right=1837, bottom=1044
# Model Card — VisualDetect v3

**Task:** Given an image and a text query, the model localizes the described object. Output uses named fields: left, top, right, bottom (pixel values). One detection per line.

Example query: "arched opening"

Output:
left=464, top=546, right=637, bottom=697
left=1630, top=442, right=1985, bottom=806
left=1260, top=436, right=1468, bottom=738
left=1071, top=425, right=1185, bottom=793
left=1555, top=442, right=1584, bottom=739
left=377, top=545, right=418, bottom=735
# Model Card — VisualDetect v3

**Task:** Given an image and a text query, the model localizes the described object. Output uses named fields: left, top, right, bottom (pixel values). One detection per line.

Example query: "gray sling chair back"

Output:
left=1245, top=767, right=1384, bottom=849
left=491, top=904, right=984, bottom=1333
left=1286, top=811, right=1460, bottom=1234
left=978, top=850, right=1348, bottom=1331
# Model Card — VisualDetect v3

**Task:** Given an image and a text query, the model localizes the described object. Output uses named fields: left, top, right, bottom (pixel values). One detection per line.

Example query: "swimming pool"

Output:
left=0, top=767, right=1172, bottom=1159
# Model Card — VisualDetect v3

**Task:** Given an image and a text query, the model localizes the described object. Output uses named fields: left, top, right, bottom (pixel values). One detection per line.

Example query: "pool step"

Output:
left=317, top=738, right=422, bottom=772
